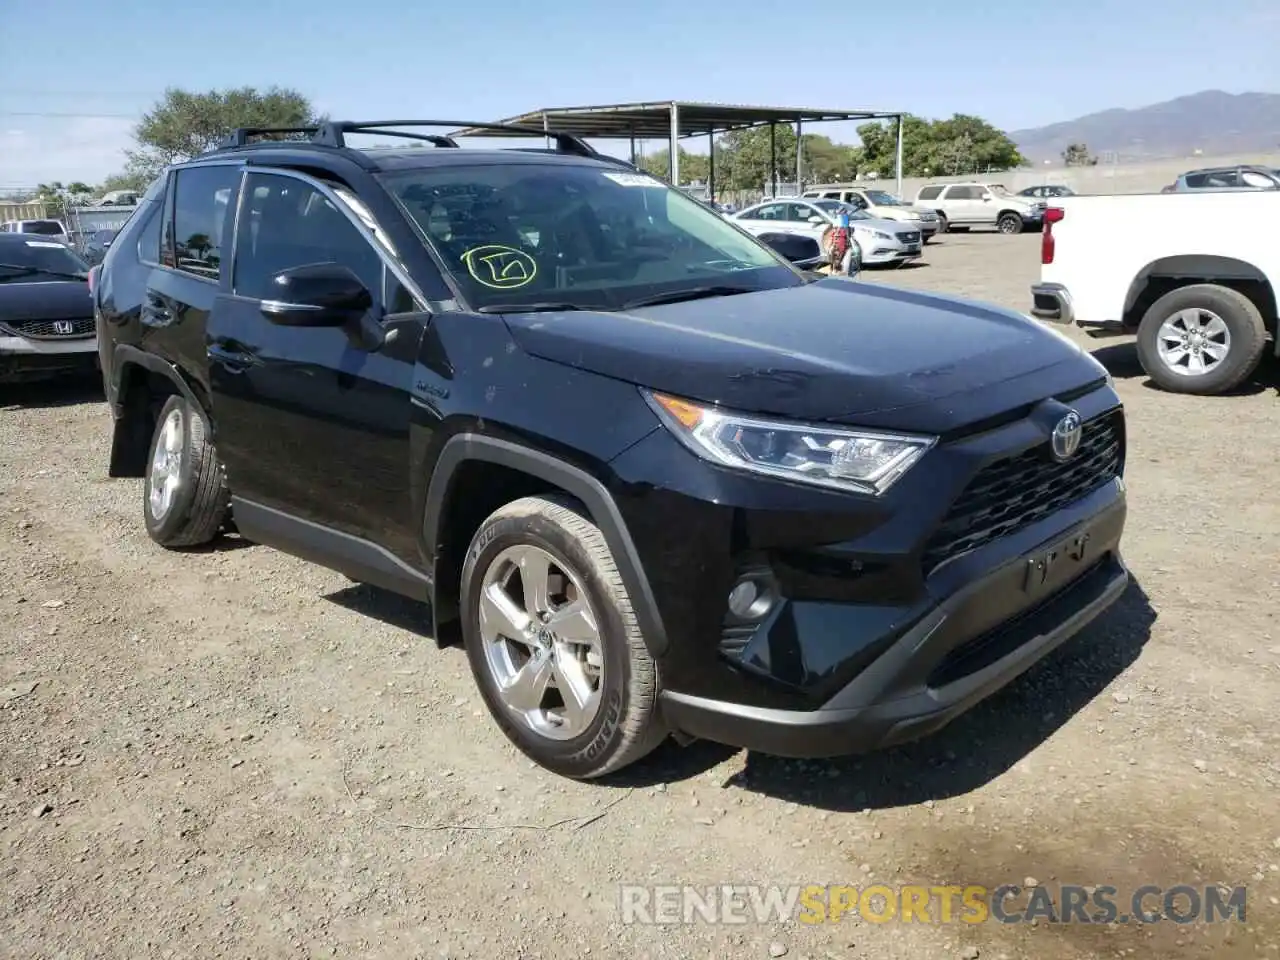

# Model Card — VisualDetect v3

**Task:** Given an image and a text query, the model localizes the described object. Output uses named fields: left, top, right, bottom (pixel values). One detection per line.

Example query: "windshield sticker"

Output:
left=602, top=172, right=656, bottom=188
left=25, top=240, right=66, bottom=248
left=460, top=245, right=537, bottom=290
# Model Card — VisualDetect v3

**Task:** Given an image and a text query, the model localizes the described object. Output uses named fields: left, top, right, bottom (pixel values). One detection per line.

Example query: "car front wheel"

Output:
left=460, top=494, right=666, bottom=779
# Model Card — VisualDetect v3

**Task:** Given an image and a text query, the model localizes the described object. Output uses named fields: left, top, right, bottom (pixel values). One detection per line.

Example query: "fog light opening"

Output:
left=727, top=576, right=776, bottom=622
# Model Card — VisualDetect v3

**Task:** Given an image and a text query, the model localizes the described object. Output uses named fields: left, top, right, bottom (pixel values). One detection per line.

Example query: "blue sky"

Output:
left=2, top=0, right=1276, bottom=188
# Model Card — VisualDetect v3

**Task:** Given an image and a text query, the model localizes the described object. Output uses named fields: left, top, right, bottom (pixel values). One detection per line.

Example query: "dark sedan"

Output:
left=0, top=234, right=98, bottom=383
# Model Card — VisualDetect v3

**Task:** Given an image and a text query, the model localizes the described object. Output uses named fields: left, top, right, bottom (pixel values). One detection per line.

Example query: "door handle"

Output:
left=208, top=345, right=257, bottom=374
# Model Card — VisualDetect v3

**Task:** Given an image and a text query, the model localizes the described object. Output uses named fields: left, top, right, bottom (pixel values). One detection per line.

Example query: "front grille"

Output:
left=3, top=317, right=94, bottom=340
left=922, top=411, right=1123, bottom=573
left=896, top=231, right=921, bottom=243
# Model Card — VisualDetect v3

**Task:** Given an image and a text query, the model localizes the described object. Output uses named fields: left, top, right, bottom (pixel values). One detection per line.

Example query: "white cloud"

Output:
left=0, top=116, right=137, bottom=189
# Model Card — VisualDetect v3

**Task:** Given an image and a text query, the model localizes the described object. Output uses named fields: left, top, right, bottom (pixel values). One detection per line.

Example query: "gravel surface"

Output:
left=2, top=233, right=1278, bottom=959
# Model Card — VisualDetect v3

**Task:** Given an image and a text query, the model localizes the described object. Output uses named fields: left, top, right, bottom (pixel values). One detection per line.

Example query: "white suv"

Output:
left=912, top=183, right=1045, bottom=235
left=1, top=219, right=71, bottom=245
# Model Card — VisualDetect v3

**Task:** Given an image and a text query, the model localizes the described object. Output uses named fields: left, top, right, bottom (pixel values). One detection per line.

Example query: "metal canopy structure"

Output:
left=453, top=101, right=907, bottom=200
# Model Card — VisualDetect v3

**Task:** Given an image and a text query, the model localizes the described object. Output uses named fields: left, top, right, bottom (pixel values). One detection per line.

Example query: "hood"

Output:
left=0, top=280, right=91, bottom=327
left=850, top=215, right=917, bottom=235
left=502, top=279, right=1103, bottom=435
left=868, top=205, right=925, bottom=221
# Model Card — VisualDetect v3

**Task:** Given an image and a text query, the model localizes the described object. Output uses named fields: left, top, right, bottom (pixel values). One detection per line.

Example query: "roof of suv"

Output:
left=194, top=119, right=642, bottom=176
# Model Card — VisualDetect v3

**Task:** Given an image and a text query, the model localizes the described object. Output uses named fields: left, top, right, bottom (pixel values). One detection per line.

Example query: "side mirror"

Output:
left=808, top=215, right=826, bottom=224
left=259, top=263, right=373, bottom=326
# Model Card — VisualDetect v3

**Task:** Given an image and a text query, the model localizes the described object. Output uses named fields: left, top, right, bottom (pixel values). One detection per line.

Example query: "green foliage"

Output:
left=637, top=147, right=710, bottom=184
left=1062, top=142, right=1097, bottom=166
left=125, top=86, right=321, bottom=180
left=857, top=113, right=1026, bottom=177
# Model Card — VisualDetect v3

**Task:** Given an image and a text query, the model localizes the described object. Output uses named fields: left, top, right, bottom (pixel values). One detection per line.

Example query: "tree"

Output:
left=1062, top=142, right=1097, bottom=167
left=637, top=146, right=709, bottom=185
left=799, top=134, right=863, bottom=183
left=126, top=86, right=321, bottom=179
left=31, top=180, right=95, bottom=216
left=856, top=113, right=1026, bottom=178
left=716, top=125, right=799, bottom=191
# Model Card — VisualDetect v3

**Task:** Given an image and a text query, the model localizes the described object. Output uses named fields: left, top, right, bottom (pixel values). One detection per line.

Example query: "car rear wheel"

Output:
left=143, top=394, right=230, bottom=547
left=997, top=212, right=1023, bottom=234
left=1135, top=284, right=1268, bottom=395
left=460, top=494, right=665, bottom=779
left=935, top=214, right=948, bottom=234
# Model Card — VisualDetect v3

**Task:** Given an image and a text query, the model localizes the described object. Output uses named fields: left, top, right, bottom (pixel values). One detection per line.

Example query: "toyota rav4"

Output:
left=94, top=120, right=1129, bottom=780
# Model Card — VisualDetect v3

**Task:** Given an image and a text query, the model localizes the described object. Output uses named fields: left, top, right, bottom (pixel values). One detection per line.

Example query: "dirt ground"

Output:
left=2, top=233, right=1278, bottom=960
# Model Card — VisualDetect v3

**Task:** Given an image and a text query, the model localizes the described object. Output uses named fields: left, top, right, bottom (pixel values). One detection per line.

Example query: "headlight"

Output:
left=643, top=391, right=935, bottom=496
left=870, top=230, right=893, bottom=240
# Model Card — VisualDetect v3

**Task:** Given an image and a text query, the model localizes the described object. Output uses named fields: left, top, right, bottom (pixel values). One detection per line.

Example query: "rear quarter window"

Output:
left=916, top=186, right=943, bottom=201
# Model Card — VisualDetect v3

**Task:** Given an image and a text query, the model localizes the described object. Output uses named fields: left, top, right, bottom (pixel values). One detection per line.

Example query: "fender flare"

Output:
left=111, top=344, right=204, bottom=417
left=423, top=434, right=669, bottom=658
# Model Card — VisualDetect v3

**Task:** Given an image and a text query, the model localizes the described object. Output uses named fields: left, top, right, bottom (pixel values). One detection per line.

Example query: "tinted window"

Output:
left=170, top=165, right=240, bottom=280
left=1241, top=170, right=1277, bottom=188
left=745, top=203, right=786, bottom=221
left=136, top=205, right=162, bottom=263
left=233, top=172, right=385, bottom=302
left=943, top=186, right=973, bottom=200
left=784, top=203, right=819, bottom=222
left=382, top=163, right=794, bottom=311
left=0, top=239, right=89, bottom=282
left=917, top=186, right=943, bottom=201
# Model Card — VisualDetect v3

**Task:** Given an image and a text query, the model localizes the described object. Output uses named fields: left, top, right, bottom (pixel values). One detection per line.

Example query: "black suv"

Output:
left=95, top=120, right=1129, bottom=780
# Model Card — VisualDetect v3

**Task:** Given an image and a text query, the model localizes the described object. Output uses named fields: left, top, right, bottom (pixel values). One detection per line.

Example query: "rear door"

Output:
left=206, top=169, right=427, bottom=564
left=143, top=161, right=243, bottom=406
left=942, top=185, right=984, bottom=224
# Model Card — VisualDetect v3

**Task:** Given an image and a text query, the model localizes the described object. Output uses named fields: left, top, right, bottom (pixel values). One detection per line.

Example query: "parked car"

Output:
left=1168, top=165, right=1280, bottom=192
left=81, top=228, right=118, bottom=266
left=1, top=218, right=71, bottom=245
left=801, top=185, right=941, bottom=241
left=734, top=198, right=921, bottom=265
left=95, top=118, right=1128, bottom=780
left=0, top=233, right=97, bottom=383
left=1019, top=185, right=1075, bottom=199
left=913, top=182, right=1045, bottom=234
left=1031, top=190, right=1279, bottom=394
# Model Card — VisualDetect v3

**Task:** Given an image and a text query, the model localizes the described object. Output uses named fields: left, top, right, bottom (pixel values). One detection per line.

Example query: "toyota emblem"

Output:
left=1050, top=410, right=1083, bottom=462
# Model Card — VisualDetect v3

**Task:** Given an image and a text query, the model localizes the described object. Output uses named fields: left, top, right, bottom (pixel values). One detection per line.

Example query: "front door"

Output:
left=206, top=170, right=425, bottom=563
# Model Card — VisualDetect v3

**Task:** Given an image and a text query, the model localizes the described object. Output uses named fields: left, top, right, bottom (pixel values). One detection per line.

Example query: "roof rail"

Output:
left=312, top=120, right=600, bottom=158
left=217, top=126, right=322, bottom=149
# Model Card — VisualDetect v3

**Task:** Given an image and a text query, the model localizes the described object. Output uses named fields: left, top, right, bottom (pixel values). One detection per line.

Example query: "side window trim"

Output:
left=232, top=168, right=427, bottom=312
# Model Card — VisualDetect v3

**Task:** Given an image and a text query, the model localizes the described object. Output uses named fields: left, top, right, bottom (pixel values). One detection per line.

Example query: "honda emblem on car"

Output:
left=1051, top=410, right=1083, bottom=461
left=53, top=321, right=75, bottom=335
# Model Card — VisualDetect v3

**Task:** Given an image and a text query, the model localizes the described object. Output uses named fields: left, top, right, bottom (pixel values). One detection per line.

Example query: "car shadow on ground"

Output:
left=0, top=372, right=104, bottom=409
left=324, top=582, right=434, bottom=639
left=612, top=579, right=1157, bottom=810
left=1091, top=341, right=1280, bottom=397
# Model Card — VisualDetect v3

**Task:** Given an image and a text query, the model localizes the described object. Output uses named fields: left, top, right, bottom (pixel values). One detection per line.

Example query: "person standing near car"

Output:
left=834, top=206, right=859, bottom=277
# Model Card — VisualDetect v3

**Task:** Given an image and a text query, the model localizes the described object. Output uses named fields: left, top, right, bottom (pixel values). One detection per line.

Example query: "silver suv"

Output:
left=912, top=182, right=1045, bottom=235
left=1168, top=165, right=1280, bottom=192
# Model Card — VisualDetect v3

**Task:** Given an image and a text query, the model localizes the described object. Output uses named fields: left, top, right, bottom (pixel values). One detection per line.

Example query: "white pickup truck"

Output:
left=1031, top=191, right=1278, bottom=395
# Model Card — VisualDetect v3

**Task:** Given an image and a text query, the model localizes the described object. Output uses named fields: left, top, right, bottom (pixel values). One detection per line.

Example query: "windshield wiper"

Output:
left=475, top=301, right=596, bottom=314
left=0, top=264, right=87, bottom=282
left=621, top=284, right=755, bottom=309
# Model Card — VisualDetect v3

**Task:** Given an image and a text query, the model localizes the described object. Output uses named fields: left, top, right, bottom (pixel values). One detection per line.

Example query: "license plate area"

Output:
left=1023, top=529, right=1093, bottom=597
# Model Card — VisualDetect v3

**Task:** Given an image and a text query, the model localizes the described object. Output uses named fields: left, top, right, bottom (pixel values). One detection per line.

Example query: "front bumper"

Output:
left=661, top=496, right=1127, bottom=757
left=860, top=238, right=922, bottom=264
left=0, top=334, right=100, bottom=380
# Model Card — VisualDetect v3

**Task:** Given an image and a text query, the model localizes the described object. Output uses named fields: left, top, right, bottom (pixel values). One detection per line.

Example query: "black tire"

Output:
left=460, top=494, right=665, bottom=779
left=143, top=394, right=230, bottom=547
left=936, top=214, right=948, bottom=235
left=997, top=212, right=1023, bottom=234
left=1135, top=284, right=1268, bottom=395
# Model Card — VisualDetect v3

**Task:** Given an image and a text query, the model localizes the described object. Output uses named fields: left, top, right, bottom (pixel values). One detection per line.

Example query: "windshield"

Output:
left=381, top=163, right=801, bottom=311
left=24, top=221, right=66, bottom=236
left=863, top=190, right=903, bottom=206
left=0, top=240, right=90, bottom=282
left=812, top=200, right=872, bottom=221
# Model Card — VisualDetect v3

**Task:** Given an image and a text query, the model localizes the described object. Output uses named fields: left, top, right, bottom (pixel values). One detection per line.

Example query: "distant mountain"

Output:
left=1010, top=90, right=1280, bottom=163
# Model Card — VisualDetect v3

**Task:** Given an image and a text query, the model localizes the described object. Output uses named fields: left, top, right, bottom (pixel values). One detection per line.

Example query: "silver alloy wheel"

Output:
left=1156, top=307, right=1231, bottom=377
left=477, top=544, right=605, bottom=740
left=148, top=408, right=184, bottom=521
left=998, top=215, right=1019, bottom=234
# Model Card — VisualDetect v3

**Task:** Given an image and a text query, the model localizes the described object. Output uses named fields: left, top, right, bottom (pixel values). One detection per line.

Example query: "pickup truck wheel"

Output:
left=997, top=212, right=1023, bottom=234
left=143, top=394, right=230, bottom=547
left=460, top=494, right=665, bottom=779
left=1136, top=284, right=1267, bottom=395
